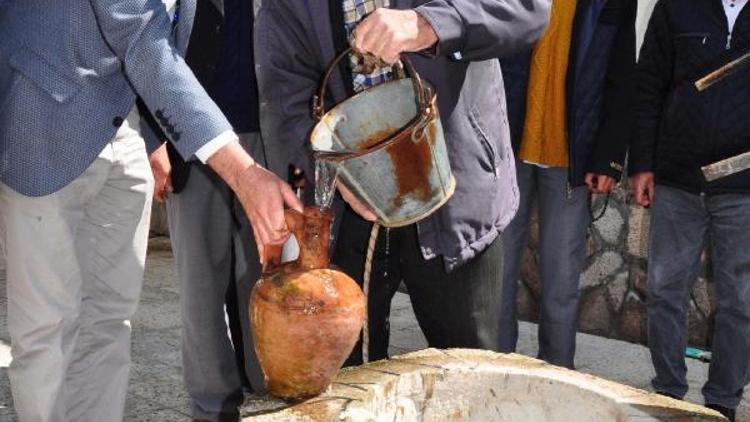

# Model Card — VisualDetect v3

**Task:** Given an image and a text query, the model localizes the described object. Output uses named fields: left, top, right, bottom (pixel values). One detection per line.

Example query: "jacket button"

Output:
left=112, top=116, right=124, bottom=127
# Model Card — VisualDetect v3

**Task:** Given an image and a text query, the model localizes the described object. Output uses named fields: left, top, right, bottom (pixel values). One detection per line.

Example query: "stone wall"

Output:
left=515, top=184, right=717, bottom=347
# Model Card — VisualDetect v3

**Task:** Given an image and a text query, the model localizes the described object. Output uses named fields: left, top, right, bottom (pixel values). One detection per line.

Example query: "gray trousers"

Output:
left=647, top=185, right=750, bottom=409
left=499, top=161, right=590, bottom=368
left=166, top=133, right=265, bottom=421
left=0, top=114, right=152, bottom=422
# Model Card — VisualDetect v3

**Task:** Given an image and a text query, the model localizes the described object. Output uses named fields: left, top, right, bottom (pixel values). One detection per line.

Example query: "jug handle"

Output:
left=312, top=47, right=431, bottom=121
left=261, top=209, right=305, bottom=274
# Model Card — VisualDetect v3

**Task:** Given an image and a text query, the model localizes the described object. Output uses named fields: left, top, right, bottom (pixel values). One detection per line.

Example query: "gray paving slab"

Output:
left=0, top=244, right=747, bottom=421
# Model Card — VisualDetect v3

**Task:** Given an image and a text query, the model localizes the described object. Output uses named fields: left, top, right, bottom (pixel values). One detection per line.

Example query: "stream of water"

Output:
left=314, top=159, right=339, bottom=210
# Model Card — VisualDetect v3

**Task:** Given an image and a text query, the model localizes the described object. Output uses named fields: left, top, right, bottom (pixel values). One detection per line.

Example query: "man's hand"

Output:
left=207, top=140, right=303, bottom=265
left=149, top=143, right=172, bottom=202
left=630, top=171, right=656, bottom=207
left=338, top=183, right=378, bottom=222
left=585, top=173, right=617, bottom=195
left=352, top=8, right=438, bottom=64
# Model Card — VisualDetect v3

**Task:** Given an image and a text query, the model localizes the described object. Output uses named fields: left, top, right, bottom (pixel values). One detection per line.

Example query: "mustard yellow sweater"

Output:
left=518, top=0, right=577, bottom=168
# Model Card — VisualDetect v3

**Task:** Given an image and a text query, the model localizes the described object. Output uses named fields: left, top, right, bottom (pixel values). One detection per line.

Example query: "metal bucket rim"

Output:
left=313, top=48, right=432, bottom=121
left=312, top=82, right=437, bottom=163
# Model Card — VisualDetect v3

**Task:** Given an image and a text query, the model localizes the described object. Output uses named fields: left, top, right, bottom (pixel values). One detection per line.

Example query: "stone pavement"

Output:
left=0, top=239, right=747, bottom=421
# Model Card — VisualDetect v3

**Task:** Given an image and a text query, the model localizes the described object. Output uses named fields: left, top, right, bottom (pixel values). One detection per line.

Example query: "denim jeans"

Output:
left=648, top=185, right=750, bottom=409
left=499, top=161, right=590, bottom=369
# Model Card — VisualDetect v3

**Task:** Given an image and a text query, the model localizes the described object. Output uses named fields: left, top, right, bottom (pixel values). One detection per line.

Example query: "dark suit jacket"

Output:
left=255, top=0, right=550, bottom=271
left=149, top=0, right=259, bottom=193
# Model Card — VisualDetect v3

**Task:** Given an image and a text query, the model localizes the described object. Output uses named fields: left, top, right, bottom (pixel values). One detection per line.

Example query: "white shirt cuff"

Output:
left=194, top=130, right=237, bottom=163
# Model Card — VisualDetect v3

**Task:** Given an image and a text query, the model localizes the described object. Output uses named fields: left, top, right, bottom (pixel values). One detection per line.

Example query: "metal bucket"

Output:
left=310, top=49, right=455, bottom=228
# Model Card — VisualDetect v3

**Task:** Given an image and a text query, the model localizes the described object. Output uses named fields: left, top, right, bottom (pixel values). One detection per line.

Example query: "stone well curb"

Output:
left=242, top=349, right=725, bottom=421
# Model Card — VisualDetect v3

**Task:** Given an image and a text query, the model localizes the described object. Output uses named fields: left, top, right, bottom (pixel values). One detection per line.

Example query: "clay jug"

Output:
left=250, top=206, right=366, bottom=400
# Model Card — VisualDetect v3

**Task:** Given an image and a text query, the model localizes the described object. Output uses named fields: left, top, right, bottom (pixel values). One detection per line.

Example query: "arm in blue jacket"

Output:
left=87, top=0, right=231, bottom=160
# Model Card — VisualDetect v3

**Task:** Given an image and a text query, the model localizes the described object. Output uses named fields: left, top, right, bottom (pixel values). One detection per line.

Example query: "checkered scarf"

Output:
left=342, top=0, right=394, bottom=92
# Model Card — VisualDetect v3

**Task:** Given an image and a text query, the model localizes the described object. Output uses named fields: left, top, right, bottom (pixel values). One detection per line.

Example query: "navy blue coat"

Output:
left=501, top=0, right=637, bottom=187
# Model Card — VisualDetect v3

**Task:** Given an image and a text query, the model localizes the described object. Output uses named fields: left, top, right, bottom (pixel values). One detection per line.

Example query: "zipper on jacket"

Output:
left=675, top=32, right=710, bottom=39
left=567, top=117, right=575, bottom=196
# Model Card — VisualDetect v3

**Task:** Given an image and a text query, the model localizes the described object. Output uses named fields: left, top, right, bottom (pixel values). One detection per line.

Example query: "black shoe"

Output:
left=705, top=403, right=735, bottom=421
left=655, top=390, right=682, bottom=400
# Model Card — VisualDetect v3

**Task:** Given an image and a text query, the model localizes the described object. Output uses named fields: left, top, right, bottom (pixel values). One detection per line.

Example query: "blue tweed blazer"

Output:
left=0, top=0, right=231, bottom=196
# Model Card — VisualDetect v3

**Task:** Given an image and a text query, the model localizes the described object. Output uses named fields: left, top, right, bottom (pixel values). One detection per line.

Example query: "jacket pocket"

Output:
left=673, top=32, right=712, bottom=80
left=468, top=105, right=501, bottom=177
left=9, top=49, right=81, bottom=103
left=674, top=32, right=710, bottom=43
left=675, top=32, right=710, bottom=38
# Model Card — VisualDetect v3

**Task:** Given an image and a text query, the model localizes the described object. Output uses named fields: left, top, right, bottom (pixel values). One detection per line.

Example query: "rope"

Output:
left=588, top=193, right=611, bottom=225
left=361, top=222, right=380, bottom=364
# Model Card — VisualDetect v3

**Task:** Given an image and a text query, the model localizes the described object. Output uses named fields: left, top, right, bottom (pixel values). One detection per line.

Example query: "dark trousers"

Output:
left=333, top=207, right=504, bottom=366
left=648, top=185, right=750, bottom=409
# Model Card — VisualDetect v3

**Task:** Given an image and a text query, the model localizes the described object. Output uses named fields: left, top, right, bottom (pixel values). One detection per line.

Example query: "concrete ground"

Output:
left=0, top=239, right=747, bottom=421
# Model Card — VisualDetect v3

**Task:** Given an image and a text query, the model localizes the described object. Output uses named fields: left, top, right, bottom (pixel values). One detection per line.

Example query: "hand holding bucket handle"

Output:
left=310, top=48, right=435, bottom=223
left=312, top=47, right=431, bottom=121
left=309, top=46, right=454, bottom=228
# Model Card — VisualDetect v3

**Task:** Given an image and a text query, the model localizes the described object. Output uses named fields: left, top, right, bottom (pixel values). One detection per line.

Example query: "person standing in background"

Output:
left=631, top=1, right=750, bottom=420
left=255, top=0, right=550, bottom=365
left=499, top=0, right=636, bottom=369
left=146, top=0, right=267, bottom=420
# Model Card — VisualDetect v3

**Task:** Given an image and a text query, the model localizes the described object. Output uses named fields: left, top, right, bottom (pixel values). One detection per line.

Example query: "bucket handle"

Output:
left=312, top=47, right=431, bottom=121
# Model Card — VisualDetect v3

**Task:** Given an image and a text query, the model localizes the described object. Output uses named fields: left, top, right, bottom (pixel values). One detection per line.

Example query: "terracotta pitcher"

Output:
left=250, top=206, right=366, bottom=400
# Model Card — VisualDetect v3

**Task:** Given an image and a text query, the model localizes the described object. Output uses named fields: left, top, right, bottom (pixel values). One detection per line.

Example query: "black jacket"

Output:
left=631, top=0, right=750, bottom=194
left=501, top=0, right=636, bottom=187
left=148, top=0, right=260, bottom=193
